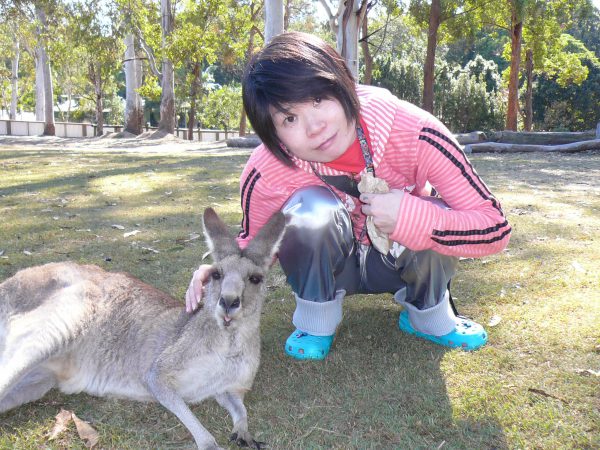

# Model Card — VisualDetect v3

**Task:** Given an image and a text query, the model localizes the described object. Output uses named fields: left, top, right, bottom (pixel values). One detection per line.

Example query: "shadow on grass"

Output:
left=0, top=152, right=244, bottom=197
left=255, top=298, right=509, bottom=449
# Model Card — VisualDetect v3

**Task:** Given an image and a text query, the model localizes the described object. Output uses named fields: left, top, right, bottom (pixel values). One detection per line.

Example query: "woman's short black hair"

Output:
left=242, top=32, right=360, bottom=166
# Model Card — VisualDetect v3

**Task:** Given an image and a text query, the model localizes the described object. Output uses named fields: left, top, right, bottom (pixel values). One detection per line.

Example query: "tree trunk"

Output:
left=41, top=48, right=55, bottom=136
left=187, top=62, right=201, bottom=140
left=506, top=8, right=522, bottom=131
left=284, top=0, right=291, bottom=31
left=524, top=48, right=533, bottom=132
left=338, top=0, right=362, bottom=79
left=10, top=37, right=19, bottom=120
left=158, top=0, right=175, bottom=135
left=265, top=0, right=284, bottom=43
left=90, top=62, right=104, bottom=136
left=124, top=34, right=144, bottom=135
left=34, top=46, right=44, bottom=121
left=422, top=0, right=441, bottom=113
left=239, top=20, right=258, bottom=136
left=360, top=7, right=372, bottom=84
left=35, top=5, right=55, bottom=136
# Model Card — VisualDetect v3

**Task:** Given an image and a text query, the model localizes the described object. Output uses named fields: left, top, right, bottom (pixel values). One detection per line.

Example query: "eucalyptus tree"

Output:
left=168, top=0, right=235, bottom=138
left=518, top=0, right=598, bottom=130
left=123, top=33, right=144, bottom=134
left=3, top=0, right=60, bottom=134
left=318, top=0, right=372, bottom=79
left=116, top=0, right=175, bottom=135
left=407, top=0, right=491, bottom=113
left=265, top=0, right=284, bottom=42
left=239, top=0, right=263, bottom=135
left=0, top=9, right=20, bottom=119
left=158, top=0, right=175, bottom=134
left=68, top=0, right=123, bottom=135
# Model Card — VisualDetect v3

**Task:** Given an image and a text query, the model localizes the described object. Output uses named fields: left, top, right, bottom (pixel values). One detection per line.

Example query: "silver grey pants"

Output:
left=278, top=185, right=458, bottom=310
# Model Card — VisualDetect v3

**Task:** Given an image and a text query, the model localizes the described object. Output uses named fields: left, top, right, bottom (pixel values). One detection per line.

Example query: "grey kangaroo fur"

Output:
left=0, top=208, right=286, bottom=449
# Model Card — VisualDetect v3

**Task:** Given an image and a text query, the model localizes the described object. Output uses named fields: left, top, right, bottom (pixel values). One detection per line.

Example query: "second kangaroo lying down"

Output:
left=0, top=208, right=286, bottom=450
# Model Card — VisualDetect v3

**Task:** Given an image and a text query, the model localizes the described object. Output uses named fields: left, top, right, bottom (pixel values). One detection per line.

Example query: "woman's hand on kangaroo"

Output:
left=186, top=264, right=212, bottom=312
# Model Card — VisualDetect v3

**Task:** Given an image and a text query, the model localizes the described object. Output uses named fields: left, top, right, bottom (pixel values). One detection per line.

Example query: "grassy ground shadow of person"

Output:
left=254, top=288, right=509, bottom=449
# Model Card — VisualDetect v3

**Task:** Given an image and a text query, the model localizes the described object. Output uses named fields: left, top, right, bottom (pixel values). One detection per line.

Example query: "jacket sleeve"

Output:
left=389, top=116, right=511, bottom=257
left=237, top=161, right=288, bottom=250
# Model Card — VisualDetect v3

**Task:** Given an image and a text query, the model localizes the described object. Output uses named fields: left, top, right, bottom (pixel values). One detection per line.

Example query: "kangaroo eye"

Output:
left=211, top=271, right=221, bottom=280
left=249, top=274, right=263, bottom=285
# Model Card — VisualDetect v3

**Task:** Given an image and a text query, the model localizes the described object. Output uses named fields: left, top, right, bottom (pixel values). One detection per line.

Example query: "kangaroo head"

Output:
left=202, top=208, right=286, bottom=329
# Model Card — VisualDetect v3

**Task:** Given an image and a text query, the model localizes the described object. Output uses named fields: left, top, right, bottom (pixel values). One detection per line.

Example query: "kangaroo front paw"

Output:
left=229, top=432, right=267, bottom=449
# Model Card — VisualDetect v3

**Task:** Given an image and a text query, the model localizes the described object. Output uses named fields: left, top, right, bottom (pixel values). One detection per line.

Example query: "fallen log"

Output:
left=487, top=130, right=596, bottom=145
left=454, top=131, right=487, bottom=145
left=464, top=139, right=600, bottom=154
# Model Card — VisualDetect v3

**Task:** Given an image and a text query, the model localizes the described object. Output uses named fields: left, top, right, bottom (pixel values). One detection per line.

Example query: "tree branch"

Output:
left=133, top=25, right=162, bottom=79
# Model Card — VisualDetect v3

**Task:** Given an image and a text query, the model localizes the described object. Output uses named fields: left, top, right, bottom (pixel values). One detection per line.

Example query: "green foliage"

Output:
left=373, top=52, right=506, bottom=133
left=373, top=55, right=423, bottom=106
left=533, top=59, right=600, bottom=131
left=137, top=74, right=162, bottom=102
left=199, top=83, right=242, bottom=131
left=435, top=59, right=507, bottom=133
left=104, top=92, right=125, bottom=125
left=543, top=34, right=599, bottom=86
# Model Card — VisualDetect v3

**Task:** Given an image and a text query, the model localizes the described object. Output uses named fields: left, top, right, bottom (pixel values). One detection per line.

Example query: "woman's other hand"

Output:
left=185, top=264, right=212, bottom=313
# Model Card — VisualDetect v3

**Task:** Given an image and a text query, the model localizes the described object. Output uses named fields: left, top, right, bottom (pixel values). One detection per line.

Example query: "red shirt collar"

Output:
left=323, top=118, right=371, bottom=173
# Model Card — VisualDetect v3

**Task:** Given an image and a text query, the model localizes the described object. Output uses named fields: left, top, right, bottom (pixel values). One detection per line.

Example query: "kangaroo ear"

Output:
left=203, top=208, right=240, bottom=261
left=243, top=211, right=287, bottom=268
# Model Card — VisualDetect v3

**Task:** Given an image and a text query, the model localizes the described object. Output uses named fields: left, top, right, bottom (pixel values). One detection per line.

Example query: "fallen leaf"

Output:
left=111, top=224, right=125, bottom=230
left=72, top=413, right=99, bottom=448
left=571, top=261, right=585, bottom=273
left=574, top=368, right=600, bottom=377
left=488, top=315, right=502, bottom=327
left=141, top=246, right=160, bottom=254
left=123, top=230, right=141, bottom=238
left=48, top=409, right=73, bottom=440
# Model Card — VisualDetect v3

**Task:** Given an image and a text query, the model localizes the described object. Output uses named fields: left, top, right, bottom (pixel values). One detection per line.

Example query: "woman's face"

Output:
left=269, top=97, right=356, bottom=163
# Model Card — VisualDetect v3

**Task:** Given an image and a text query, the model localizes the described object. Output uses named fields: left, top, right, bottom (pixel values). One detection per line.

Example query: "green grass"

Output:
left=0, top=146, right=598, bottom=449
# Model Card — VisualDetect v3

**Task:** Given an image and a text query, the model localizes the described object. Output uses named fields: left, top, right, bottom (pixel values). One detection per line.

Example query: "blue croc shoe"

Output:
left=285, top=330, right=334, bottom=360
left=398, top=310, right=487, bottom=351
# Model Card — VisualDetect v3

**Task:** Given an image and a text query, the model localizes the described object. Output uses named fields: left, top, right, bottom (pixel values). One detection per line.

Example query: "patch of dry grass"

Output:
left=0, top=144, right=598, bottom=449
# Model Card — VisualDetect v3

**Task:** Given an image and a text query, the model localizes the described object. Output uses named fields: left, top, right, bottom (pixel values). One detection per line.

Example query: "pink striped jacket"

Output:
left=237, top=85, right=511, bottom=258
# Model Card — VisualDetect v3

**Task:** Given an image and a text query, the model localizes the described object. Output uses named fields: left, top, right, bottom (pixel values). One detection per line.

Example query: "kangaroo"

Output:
left=0, top=208, right=286, bottom=449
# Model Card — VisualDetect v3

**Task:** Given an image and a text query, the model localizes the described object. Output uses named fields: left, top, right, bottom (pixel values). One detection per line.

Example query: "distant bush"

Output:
left=372, top=55, right=423, bottom=107
left=372, top=54, right=506, bottom=133
left=435, top=57, right=506, bottom=133
left=200, top=84, right=243, bottom=132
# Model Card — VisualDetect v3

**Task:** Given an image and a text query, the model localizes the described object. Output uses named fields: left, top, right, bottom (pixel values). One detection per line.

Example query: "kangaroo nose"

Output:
left=219, top=296, right=241, bottom=314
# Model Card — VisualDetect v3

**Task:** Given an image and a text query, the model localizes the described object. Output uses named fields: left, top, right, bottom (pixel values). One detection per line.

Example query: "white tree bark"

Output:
left=35, top=4, right=55, bottom=135
left=10, top=37, right=19, bottom=120
left=319, top=0, right=364, bottom=80
left=124, top=33, right=143, bottom=135
left=265, top=0, right=284, bottom=43
left=158, top=0, right=175, bottom=134
left=336, top=0, right=361, bottom=79
left=34, top=46, right=44, bottom=121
